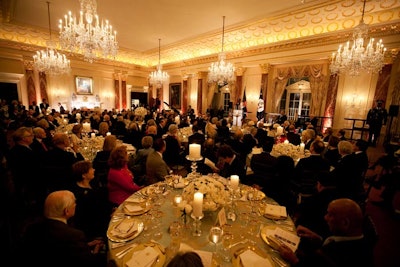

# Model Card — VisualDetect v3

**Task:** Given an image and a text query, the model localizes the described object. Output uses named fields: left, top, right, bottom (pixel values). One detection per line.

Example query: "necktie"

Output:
left=41, top=141, right=48, bottom=151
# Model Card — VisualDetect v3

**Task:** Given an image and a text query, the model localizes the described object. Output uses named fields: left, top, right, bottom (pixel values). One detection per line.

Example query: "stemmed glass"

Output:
left=209, top=226, right=223, bottom=254
left=247, top=188, right=257, bottom=216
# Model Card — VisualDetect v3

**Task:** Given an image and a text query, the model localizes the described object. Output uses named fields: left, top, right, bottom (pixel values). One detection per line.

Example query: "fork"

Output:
left=116, top=243, right=138, bottom=258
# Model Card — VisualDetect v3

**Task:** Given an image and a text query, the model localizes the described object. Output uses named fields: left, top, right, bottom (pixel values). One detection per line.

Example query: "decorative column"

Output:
left=260, top=64, right=270, bottom=118
left=121, top=73, right=127, bottom=110
left=197, top=72, right=204, bottom=115
left=113, top=73, right=120, bottom=109
left=24, top=60, right=37, bottom=105
left=372, top=64, right=392, bottom=105
left=182, top=72, right=188, bottom=114
left=323, top=74, right=339, bottom=130
left=39, top=72, right=49, bottom=105
left=234, top=67, right=245, bottom=106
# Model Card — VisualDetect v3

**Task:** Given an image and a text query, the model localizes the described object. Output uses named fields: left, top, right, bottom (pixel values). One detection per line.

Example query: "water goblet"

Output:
left=209, top=226, right=223, bottom=254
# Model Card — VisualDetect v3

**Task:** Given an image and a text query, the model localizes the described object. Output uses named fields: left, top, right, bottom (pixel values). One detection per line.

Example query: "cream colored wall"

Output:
left=333, top=72, right=379, bottom=138
left=242, top=67, right=262, bottom=121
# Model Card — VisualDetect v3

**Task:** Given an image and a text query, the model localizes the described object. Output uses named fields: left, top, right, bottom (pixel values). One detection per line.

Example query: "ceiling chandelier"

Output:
left=208, top=16, right=235, bottom=86
left=329, top=0, right=386, bottom=76
left=149, top=38, right=169, bottom=89
left=58, top=0, right=118, bottom=63
left=33, top=1, right=70, bottom=75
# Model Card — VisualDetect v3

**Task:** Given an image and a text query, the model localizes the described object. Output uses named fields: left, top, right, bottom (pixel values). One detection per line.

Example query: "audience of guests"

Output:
left=107, top=145, right=142, bottom=207
left=19, top=190, right=107, bottom=267
left=69, top=160, right=111, bottom=240
left=146, top=138, right=171, bottom=185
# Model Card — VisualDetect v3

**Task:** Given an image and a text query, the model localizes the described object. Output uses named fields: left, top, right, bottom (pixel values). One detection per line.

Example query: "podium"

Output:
left=233, top=109, right=243, bottom=127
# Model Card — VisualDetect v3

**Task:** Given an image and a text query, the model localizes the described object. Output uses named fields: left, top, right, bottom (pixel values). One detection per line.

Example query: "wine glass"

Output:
left=209, top=226, right=223, bottom=254
left=247, top=188, right=257, bottom=216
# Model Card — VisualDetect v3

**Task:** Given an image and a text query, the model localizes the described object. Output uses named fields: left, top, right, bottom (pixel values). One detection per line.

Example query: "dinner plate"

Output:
left=122, top=203, right=150, bottom=216
left=107, top=218, right=144, bottom=243
left=122, top=242, right=166, bottom=267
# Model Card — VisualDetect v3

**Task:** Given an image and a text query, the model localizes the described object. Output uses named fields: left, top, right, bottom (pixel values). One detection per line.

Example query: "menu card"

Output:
left=263, top=204, right=287, bottom=219
left=265, top=227, right=300, bottom=252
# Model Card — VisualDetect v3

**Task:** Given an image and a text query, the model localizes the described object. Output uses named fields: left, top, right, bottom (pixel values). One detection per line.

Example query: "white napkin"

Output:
left=126, top=197, right=145, bottom=203
left=125, top=204, right=143, bottom=213
left=125, top=246, right=158, bottom=267
left=174, top=182, right=185, bottom=189
left=111, top=220, right=137, bottom=238
left=239, top=250, right=273, bottom=267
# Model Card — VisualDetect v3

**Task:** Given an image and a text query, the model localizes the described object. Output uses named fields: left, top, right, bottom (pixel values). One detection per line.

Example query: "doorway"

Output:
left=0, top=83, right=18, bottom=104
left=131, top=92, right=148, bottom=108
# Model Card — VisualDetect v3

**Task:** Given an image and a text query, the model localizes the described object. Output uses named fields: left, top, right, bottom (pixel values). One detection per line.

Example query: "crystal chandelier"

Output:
left=149, top=39, right=169, bottom=89
left=329, top=0, right=386, bottom=76
left=208, top=16, right=235, bottom=86
left=33, top=1, right=70, bottom=75
left=58, top=0, right=118, bottom=63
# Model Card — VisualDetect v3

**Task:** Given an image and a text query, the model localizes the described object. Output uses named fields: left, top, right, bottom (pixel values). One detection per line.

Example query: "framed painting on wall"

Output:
left=169, top=83, right=181, bottom=109
left=75, top=76, right=93, bottom=95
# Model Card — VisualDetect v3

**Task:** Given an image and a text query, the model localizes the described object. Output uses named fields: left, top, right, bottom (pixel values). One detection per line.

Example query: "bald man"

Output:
left=279, top=198, right=374, bottom=267
left=20, top=190, right=106, bottom=267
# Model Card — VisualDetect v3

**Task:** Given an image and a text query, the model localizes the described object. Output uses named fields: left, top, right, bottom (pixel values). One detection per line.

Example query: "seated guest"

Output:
left=98, top=121, right=110, bottom=137
left=70, top=123, right=83, bottom=146
left=278, top=198, right=373, bottom=267
left=163, top=124, right=185, bottom=168
left=293, top=140, right=331, bottom=198
left=19, top=190, right=107, bottom=267
left=352, top=139, right=369, bottom=178
left=332, top=141, right=365, bottom=203
left=226, top=129, right=244, bottom=154
left=70, top=160, right=111, bottom=240
left=42, top=132, right=84, bottom=192
left=30, top=126, right=49, bottom=158
left=323, top=135, right=341, bottom=168
left=322, top=127, right=333, bottom=142
left=294, top=173, right=340, bottom=239
left=286, top=124, right=301, bottom=146
left=146, top=138, right=171, bottom=185
left=128, top=136, right=154, bottom=186
left=166, top=251, right=204, bottom=267
left=216, top=144, right=246, bottom=181
left=188, top=124, right=206, bottom=146
left=337, top=128, right=347, bottom=141
left=216, top=118, right=230, bottom=144
left=92, top=135, right=117, bottom=188
left=301, top=129, right=315, bottom=150
left=107, top=146, right=142, bottom=207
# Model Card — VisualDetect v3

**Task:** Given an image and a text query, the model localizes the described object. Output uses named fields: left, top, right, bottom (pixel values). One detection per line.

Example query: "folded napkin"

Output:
left=174, top=182, right=185, bottom=189
left=111, top=219, right=138, bottom=238
left=125, top=246, right=158, bottom=267
left=239, top=250, right=273, bottom=267
left=126, top=197, right=145, bottom=203
left=124, top=204, right=143, bottom=213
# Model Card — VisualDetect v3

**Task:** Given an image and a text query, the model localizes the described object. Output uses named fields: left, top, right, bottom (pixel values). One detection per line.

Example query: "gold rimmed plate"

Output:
left=122, top=203, right=150, bottom=216
left=122, top=242, right=166, bottom=267
left=107, top=218, right=144, bottom=243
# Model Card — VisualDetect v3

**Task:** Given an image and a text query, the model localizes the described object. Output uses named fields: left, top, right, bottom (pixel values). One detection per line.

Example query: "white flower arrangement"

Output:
left=134, top=107, right=148, bottom=116
left=271, top=142, right=310, bottom=160
left=182, top=176, right=229, bottom=212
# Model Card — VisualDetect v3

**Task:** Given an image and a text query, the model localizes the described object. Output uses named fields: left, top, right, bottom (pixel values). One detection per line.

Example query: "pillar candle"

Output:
left=174, top=195, right=183, bottom=205
left=82, top=122, right=91, bottom=132
left=300, top=142, right=305, bottom=153
left=193, top=192, right=203, bottom=217
left=106, top=132, right=111, bottom=136
left=91, top=133, right=96, bottom=138
left=230, top=175, right=239, bottom=189
left=189, top=144, right=201, bottom=159
left=284, top=140, right=289, bottom=144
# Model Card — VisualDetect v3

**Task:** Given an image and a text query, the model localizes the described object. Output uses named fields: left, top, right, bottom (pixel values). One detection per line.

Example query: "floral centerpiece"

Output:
left=182, top=175, right=229, bottom=212
left=271, top=142, right=310, bottom=160
left=134, top=106, right=148, bottom=117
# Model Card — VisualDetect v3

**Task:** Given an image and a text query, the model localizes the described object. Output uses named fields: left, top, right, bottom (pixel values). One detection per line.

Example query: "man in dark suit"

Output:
left=20, top=190, right=106, bottom=267
left=216, top=144, right=246, bottom=181
left=29, top=100, right=40, bottom=116
left=40, top=98, right=50, bottom=111
left=293, top=140, right=331, bottom=198
left=146, top=138, right=171, bottom=185
left=286, top=124, right=301, bottom=146
left=279, top=198, right=374, bottom=267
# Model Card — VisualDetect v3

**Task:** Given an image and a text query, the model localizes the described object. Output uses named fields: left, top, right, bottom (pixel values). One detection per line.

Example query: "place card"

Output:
left=263, top=204, right=287, bottom=219
left=218, top=207, right=227, bottom=226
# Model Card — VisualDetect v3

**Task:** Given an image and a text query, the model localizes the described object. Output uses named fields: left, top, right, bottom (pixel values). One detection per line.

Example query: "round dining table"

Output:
left=107, top=174, right=296, bottom=267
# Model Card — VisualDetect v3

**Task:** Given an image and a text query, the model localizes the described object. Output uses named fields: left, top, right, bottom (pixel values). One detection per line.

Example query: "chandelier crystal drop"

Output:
left=58, top=0, right=118, bottom=63
left=208, top=16, right=235, bottom=86
left=33, top=2, right=70, bottom=75
left=149, top=39, right=169, bottom=89
left=329, top=0, right=386, bottom=76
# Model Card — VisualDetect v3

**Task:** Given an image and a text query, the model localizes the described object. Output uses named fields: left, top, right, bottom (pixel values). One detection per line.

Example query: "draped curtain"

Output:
left=26, top=69, right=36, bottom=105
left=272, top=64, right=327, bottom=116
left=39, top=72, right=48, bottom=102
